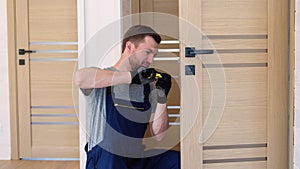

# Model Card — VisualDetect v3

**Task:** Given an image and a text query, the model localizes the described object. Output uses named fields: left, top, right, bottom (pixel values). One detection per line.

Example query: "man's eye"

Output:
left=145, top=51, right=151, bottom=55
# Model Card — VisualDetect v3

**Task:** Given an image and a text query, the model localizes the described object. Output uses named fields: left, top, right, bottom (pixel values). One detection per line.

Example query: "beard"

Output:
left=128, top=54, right=141, bottom=71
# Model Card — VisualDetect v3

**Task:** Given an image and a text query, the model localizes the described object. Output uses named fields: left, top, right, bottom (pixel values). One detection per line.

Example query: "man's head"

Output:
left=122, top=25, right=161, bottom=53
left=122, top=25, right=161, bottom=70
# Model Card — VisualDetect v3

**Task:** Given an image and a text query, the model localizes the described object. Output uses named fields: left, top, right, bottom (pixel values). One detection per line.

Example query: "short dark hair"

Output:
left=121, top=25, right=161, bottom=53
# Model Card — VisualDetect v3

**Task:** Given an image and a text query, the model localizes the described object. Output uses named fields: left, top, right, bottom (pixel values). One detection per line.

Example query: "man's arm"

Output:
left=74, top=67, right=131, bottom=89
left=149, top=72, right=172, bottom=141
left=149, top=103, right=169, bottom=141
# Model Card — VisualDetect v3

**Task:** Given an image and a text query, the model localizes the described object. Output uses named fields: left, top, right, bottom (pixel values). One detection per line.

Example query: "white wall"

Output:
left=295, top=0, right=300, bottom=168
left=84, top=0, right=122, bottom=67
left=78, top=1, right=121, bottom=168
left=0, top=0, right=11, bottom=160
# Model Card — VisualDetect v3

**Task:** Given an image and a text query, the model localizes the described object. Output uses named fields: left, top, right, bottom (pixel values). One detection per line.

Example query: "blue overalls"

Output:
left=86, top=85, right=180, bottom=169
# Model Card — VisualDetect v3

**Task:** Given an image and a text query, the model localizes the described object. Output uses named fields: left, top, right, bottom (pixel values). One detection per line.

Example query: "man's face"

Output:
left=129, top=36, right=159, bottom=71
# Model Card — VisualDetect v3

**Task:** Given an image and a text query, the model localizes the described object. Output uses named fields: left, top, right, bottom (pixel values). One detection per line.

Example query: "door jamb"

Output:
left=268, top=0, right=292, bottom=168
left=288, top=0, right=295, bottom=168
left=7, top=0, right=19, bottom=160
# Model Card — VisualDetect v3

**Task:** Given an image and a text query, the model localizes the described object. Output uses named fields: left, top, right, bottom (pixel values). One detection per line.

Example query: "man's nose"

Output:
left=147, top=55, right=154, bottom=64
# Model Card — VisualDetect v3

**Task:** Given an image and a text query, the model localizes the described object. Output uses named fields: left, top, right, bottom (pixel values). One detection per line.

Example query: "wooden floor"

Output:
left=0, top=160, right=79, bottom=169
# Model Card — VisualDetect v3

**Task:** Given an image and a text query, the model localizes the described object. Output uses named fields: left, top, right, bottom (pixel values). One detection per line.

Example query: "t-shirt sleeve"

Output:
left=78, top=66, right=102, bottom=96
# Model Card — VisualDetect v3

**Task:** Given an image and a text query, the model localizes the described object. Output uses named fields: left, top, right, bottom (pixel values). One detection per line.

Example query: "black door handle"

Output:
left=19, top=49, right=35, bottom=55
left=185, top=47, right=214, bottom=57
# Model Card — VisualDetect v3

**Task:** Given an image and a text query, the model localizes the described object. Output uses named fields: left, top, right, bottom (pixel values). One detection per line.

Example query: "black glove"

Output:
left=131, top=68, right=158, bottom=84
left=155, top=73, right=172, bottom=103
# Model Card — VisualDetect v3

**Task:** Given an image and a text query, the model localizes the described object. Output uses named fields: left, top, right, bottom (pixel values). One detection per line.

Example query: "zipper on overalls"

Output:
left=114, top=103, right=144, bottom=110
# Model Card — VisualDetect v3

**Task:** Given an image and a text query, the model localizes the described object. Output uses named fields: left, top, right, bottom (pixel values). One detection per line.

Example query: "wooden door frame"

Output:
left=268, top=0, right=292, bottom=168
left=7, top=0, right=19, bottom=160
left=6, top=0, right=295, bottom=167
left=289, top=0, right=295, bottom=168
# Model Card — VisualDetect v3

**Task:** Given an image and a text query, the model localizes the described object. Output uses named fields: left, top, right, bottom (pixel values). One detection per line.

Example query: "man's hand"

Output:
left=155, top=73, right=172, bottom=104
left=131, top=68, right=158, bottom=84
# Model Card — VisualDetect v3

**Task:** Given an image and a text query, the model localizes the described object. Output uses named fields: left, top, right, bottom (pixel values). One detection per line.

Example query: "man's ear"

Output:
left=126, top=41, right=133, bottom=51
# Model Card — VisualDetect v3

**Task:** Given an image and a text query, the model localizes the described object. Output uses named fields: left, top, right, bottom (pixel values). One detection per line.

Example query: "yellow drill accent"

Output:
left=155, top=73, right=162, bottom=79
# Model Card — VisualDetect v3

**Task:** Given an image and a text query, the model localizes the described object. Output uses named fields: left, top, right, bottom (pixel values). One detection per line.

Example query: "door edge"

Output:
left=7, top=0, right=20, bottom=160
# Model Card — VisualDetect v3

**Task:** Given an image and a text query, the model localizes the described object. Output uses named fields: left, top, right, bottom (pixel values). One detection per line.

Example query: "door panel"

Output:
left=31, top=125, right=79, bottom=158
left=202, top=0, right=267, bottom=34
left=16, top=0, right=78, bottom=159
left=31, top=61, right=77, bottom=106
left=153, top=0, right=178, bottom=15
left=203, top=106, right=267, bottom=144
left=29, top=0, right=77, bottom=41
left=203, top=68, right=267, bottom=107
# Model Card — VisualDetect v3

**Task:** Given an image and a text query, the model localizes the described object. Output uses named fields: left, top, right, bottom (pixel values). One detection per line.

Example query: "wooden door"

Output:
left=180, top=0, right=289, bottom=169
left=16, top=0, right=79, bottom=159
left=131, top=0, right=289, bottom=168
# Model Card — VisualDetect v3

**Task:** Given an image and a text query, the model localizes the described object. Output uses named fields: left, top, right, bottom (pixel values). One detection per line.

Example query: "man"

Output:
left=74, top=25, right=180, bottom=169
